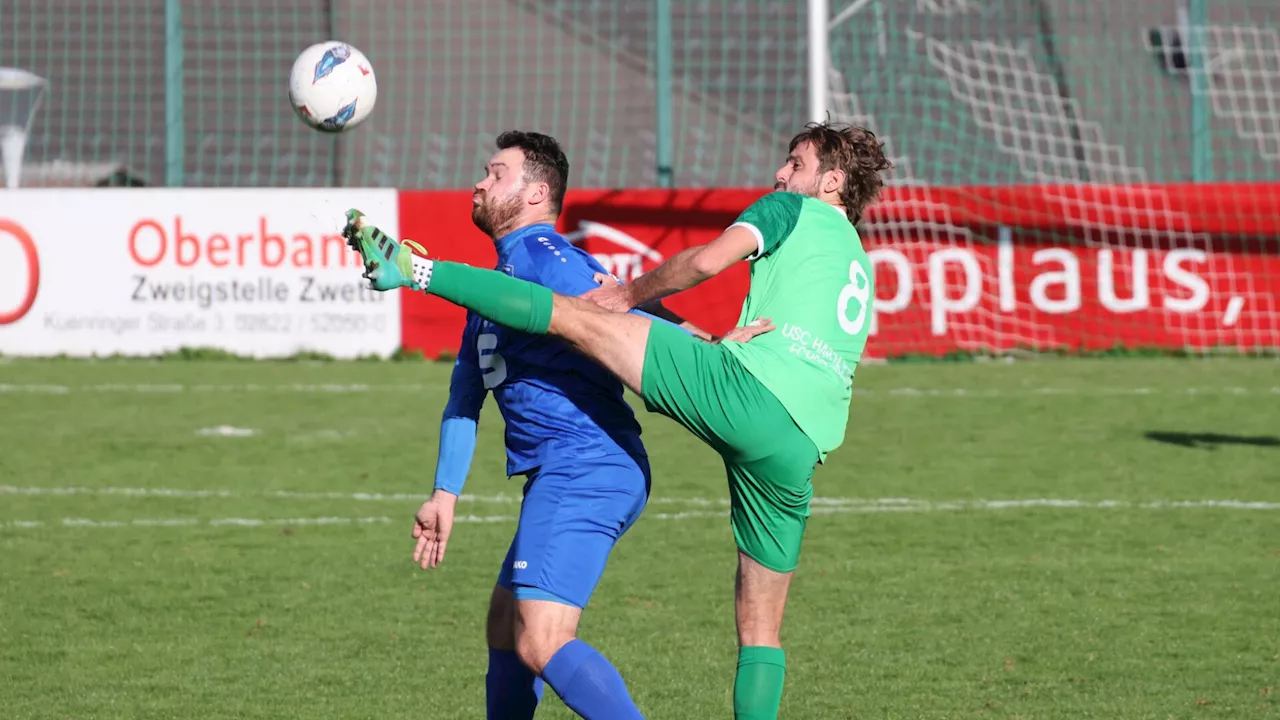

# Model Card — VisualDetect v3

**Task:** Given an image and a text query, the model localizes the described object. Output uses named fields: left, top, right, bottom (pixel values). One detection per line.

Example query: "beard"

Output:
left=775, top=177, right=821, bottom=197
left=471, top=193, right=523, bottom=237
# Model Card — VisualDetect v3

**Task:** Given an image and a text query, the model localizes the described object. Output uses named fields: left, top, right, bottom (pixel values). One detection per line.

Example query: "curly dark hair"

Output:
left=496, top=130, right=570, bottom=215
left=788, top=121, right=892, bottom=225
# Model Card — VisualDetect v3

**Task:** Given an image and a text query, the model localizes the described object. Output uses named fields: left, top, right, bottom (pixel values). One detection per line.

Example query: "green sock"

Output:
left=427, top=261, right=554, bottom=335
left=733, top=646, right=786, bottom=720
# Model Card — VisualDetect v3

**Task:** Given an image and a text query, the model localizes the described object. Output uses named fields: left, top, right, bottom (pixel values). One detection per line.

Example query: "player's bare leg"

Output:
left=545, top=295, right=651, bottom=395
left=735, top=551, right=793, bottom=648
left=732, top=552, right=793, bottom=719
left=512, top=599, right=583, bottom=674
left=486, top=585, right=544, bottom=719
left=487, top=584, right=517, bottom=650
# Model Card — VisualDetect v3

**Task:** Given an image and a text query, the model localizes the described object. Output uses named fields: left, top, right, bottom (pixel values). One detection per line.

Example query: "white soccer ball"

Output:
left=288, top=41, right=378, bottom=133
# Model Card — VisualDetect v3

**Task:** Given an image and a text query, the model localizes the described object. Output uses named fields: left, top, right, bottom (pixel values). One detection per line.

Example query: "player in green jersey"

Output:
left=345, top=121, right=892, bottom=719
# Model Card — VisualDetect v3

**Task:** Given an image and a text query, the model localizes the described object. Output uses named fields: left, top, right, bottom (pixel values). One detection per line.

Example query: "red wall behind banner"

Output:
left=397, top=184, right=1280, bottom=358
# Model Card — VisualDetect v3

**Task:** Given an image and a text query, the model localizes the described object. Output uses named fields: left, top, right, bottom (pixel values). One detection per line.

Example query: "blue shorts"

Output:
left=497, top=453, right=651, bottom=609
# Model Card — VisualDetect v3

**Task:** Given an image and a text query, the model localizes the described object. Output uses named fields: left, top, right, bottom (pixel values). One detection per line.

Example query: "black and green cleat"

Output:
left=342, top=209, right=429, bottom=291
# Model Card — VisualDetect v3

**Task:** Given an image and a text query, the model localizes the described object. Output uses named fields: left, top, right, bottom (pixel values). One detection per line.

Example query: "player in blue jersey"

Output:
left=409, top=131, right=768, bottom=720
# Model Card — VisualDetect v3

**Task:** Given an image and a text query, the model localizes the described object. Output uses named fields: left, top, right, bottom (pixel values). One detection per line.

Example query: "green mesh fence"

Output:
left=0, top=1, right=1276, bottom=188
left=828, top=0, right=1280, bottom=187
left=0, top=0, right=805, bottom=188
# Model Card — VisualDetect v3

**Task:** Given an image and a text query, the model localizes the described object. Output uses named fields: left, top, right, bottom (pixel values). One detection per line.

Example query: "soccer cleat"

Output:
left=343, top=209, right=431, bottom=291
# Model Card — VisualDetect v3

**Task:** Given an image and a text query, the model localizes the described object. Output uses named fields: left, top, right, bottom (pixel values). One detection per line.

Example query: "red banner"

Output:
left=398, top=184, right=1280, bottom=358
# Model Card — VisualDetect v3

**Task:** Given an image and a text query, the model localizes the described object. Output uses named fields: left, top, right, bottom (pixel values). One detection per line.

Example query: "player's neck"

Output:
left=814, top=191, right=842, bottom=212
left=815, top=194, right=849, bottom=221
left=489, top=215, right=558, bottom=243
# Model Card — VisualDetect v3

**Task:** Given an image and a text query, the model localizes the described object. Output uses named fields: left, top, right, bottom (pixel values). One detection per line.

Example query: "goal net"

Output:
left=825, top=0, right=1279, bottom=356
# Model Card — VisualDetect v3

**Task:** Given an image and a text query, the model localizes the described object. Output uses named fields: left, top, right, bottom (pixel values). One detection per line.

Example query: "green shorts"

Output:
left=640, top=320, right=819, bottom=573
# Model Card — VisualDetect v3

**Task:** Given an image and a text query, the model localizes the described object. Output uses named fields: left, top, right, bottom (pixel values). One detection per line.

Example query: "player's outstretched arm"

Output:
left=583, top=225, right=759, bottom=312
left=590, top=274, right=767, bottom=344
left=586, top=273, right=714, bottom=341
left=414, top=356, right=486, bottom=570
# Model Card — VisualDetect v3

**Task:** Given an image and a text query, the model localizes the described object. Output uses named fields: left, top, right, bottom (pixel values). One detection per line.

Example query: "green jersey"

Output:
left=719, top=192, right=874, bottom=460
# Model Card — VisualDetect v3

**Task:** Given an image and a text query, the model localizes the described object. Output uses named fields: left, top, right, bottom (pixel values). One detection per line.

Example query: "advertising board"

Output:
left=0, top=189, right=400, bottom=358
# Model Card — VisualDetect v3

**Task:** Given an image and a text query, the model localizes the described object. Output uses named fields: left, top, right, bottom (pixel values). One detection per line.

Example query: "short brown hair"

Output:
left=496, top=130, right=570, bottom=215
left=788, top=121, right=892, bottom=225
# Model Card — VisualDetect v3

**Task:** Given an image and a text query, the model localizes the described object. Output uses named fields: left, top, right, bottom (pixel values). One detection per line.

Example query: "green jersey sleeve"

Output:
left=730, top=192, right=804, bottom=261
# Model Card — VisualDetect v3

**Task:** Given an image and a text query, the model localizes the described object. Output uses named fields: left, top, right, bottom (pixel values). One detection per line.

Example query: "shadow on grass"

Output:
left=1144, top=431, right=1280, bottom=450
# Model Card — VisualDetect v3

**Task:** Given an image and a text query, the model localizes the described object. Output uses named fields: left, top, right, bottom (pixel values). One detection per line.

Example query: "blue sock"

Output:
left=541, top=639, right=644, bottom=720
left=486, top=648, right=543, bottom=720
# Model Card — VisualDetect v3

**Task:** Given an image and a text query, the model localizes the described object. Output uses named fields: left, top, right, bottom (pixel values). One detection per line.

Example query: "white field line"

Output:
left=0, top=383, right=1277, bottom=398
left=1, top=485, right=237, bottom=498
left=4, top=494, right=1280, bottom=532
left=0, top=383, right=427, bottom=394
left=7, top=516, right=397, bottom=530
left=2, top=485, right=1278, bottom=512
left=6, top=498, right=1280, bottom=531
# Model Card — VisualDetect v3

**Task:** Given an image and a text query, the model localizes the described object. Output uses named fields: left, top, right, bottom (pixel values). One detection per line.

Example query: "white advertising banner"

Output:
left=0, top=189, right=400, bottom=358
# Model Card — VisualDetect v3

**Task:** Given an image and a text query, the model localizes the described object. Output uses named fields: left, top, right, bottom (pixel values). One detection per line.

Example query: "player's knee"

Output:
left=512, top=601, right=579, bottom=674
left=513, top=625, right=574, bottom=674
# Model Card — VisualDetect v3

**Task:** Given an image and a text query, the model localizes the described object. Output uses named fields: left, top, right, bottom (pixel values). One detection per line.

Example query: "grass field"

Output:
left=1, top=357, right=1278, bottom=719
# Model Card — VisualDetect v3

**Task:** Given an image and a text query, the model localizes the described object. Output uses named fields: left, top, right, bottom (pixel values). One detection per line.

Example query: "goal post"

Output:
left=808, top=0, right=829, bottom=125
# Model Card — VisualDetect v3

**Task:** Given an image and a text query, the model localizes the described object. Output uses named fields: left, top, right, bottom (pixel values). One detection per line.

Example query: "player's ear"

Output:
left=528, top=181, right=550, bottom=207
left=822, top=168, right=845, bottom=196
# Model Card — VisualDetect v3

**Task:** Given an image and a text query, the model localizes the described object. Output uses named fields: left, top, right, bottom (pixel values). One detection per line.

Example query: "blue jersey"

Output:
left=433, top=223, right=648, bottom=489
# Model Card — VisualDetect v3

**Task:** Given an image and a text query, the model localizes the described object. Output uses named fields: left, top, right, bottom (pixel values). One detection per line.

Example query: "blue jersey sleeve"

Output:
left=433, top=324, right=487, bottom=495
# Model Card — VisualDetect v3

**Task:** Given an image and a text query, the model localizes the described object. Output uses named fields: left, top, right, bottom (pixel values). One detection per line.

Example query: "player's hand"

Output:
left=412, top=490, right=458, bottom=570
left=717, top=317, right=775, bottom=344
left=583, top=272, right=635, bottom=313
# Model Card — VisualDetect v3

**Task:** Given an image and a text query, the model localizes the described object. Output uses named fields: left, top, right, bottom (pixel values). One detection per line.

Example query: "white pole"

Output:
left=808, top=0, right=829, bottom=124
left=1, top=126, right=26, bottom=188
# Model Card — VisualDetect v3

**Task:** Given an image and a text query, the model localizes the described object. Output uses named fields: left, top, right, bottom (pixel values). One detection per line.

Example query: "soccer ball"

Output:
left=287, top=41, right=377, bottom=133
